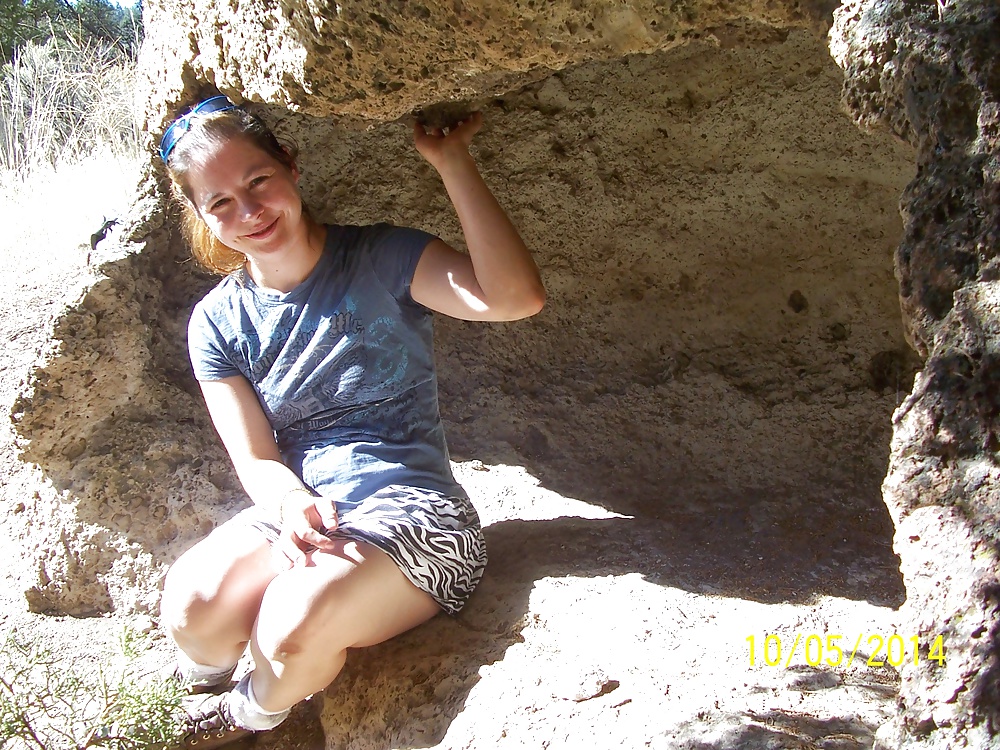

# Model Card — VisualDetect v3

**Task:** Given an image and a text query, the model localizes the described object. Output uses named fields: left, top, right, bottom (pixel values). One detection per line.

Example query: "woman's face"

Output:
left=184, top=135, right=305, bottom=264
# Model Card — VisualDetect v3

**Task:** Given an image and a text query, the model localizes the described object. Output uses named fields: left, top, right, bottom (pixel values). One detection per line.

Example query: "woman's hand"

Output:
left=413, top=112, right=484, bottom=175
left=276, top=487, right=339, bottom=566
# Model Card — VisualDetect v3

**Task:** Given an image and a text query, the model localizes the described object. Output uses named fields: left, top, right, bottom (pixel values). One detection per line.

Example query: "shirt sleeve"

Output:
left=366, top=223, right=437, bottom=303
left=187, top=299, right=242, bottom=381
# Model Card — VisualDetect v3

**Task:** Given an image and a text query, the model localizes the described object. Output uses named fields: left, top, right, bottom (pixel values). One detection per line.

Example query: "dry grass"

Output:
left=0, top=36, right=143, bottom=298
left=0, top=36, right=141, bottom=173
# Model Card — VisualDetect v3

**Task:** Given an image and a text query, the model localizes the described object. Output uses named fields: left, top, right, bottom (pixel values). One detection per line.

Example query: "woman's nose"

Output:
left=239, top=195, right=263, bottom=220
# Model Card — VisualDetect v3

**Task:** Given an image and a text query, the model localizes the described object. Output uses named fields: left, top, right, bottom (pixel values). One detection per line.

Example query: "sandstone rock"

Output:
left=138, top=0, right=839, bottom=131
left=16, top=0, right=994, bottom=747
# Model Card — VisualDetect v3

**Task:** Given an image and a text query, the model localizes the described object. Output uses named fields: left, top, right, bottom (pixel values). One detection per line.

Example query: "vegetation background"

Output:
left=1, top=0, right=142, bottom=61
left=0, top=0, right=142, bottom=311
left=0, top=2, right=177, bottom=747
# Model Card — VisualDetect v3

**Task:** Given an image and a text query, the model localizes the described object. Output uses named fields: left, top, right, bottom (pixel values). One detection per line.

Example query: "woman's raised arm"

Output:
left=410, top=113, right=545, bottom=322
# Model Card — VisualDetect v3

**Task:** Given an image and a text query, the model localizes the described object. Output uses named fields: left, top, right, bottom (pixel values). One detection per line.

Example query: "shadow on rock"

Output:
left=666, top=711, right=876, bottom=750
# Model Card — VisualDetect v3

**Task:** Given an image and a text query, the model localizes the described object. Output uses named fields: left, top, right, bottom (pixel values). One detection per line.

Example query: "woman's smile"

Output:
left=245, top=217, right=279, bottom=240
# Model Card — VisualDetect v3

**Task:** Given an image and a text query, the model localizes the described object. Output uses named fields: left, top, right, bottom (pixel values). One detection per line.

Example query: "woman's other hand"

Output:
left=413, top=113, right=483, bottom=175
left=410, top=112, right=545, bottom=322
left=277, top=488, right=339, bottom=566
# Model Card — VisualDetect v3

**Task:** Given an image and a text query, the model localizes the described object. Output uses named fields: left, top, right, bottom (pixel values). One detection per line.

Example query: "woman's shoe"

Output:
left=180, top=692, right=255, bottom=749
left=169, top=662, right=238, bottom=695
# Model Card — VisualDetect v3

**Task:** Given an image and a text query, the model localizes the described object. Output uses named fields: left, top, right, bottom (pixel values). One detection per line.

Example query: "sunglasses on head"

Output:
left=159, top=95, right=238, bottom=163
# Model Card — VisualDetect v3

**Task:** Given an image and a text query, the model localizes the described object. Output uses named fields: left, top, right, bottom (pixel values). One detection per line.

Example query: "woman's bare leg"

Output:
left=248, top=539, right=440, bottom=712
left=161, top=523, right=280, bottom=669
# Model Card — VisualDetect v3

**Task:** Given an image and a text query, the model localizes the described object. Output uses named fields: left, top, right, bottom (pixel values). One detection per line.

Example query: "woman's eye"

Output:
left=210, top=198, right=230, bottom=211
left=250, top=175, right=268, bottom=187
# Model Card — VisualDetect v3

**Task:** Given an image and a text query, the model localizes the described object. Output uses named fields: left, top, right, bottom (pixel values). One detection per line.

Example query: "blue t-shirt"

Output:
left=187, top=223, right=466, bottom=506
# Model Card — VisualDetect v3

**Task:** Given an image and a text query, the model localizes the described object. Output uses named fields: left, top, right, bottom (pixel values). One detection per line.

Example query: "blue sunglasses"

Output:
left=159, top=95, right=238, bottom=163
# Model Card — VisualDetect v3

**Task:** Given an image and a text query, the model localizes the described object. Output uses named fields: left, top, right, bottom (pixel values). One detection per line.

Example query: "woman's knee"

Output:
left=254, top=589, right=325, bottom=663
left=160, top=553, right=221, bottom=639
left=160, top=532, right=274, bottom=640
left=252, top=552, right=438, bottom=663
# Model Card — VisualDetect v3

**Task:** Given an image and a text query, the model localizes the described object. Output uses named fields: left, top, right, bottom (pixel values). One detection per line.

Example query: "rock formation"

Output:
left=135, top=0, right=840, bottom=127
left=10, top=0, right=997, bottom=747
left=832, top=2, right=1000, bottom=748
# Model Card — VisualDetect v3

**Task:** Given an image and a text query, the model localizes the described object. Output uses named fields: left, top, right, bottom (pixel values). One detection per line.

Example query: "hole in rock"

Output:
left=17, top=28, right=918, bottom=619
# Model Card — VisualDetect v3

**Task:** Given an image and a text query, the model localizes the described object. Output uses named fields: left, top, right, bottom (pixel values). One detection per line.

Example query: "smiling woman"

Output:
left=163, top=97, right=307, bottom=279
left=158, top=95, right=544, bottom=749
left=186, top=135, right=324, bottom=292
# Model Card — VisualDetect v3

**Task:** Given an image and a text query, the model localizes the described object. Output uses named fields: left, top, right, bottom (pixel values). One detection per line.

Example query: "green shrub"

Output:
left=0, top=628, right=184, bottom=750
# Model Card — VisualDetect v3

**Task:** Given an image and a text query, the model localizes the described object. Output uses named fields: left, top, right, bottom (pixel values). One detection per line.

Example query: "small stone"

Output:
left=550, top=668, right=619, bottom=702
left=787, top=290, right=808, bottom=313
left=61, top=438, right=87, bottom=460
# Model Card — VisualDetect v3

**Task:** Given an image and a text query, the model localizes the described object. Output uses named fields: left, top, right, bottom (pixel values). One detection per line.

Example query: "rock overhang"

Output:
left=138, top=0, right=842, bottom=131
left=24, top=0, right=1000, bottom=747
left=14, top=0, right=923, bottom=618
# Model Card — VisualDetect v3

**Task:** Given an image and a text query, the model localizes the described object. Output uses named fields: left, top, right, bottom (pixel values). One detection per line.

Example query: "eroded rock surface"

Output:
left=137, top=0, right=839, bottom=128
left=16, top=0, right=991, bottom=747
left=832, top=2, right=1000, bottom=748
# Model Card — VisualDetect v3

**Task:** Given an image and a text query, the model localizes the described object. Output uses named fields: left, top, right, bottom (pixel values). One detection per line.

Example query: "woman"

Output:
left=157, top=95, right=544, bottom=749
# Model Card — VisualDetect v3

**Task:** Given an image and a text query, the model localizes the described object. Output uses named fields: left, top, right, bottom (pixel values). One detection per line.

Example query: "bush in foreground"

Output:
left=0, top=628, right=184, bottom=750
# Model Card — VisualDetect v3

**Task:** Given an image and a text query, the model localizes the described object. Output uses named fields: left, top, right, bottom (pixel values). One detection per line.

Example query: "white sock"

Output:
left=227, top=673, right=291, bottom=731
left=176, top=652, right=236, bottom=684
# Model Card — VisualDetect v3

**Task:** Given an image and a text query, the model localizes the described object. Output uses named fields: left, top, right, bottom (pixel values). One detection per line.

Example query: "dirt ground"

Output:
left=0, top=28, right=922, bottom=750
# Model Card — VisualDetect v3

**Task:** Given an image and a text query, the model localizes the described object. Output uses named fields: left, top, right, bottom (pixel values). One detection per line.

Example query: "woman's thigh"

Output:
left=254, top=540, right=441, bottom=656
left=161, top=519, right=279, bottom=636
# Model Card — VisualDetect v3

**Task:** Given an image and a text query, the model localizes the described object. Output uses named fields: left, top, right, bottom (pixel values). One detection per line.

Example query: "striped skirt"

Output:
left=232, top=484, right=487, bottom=615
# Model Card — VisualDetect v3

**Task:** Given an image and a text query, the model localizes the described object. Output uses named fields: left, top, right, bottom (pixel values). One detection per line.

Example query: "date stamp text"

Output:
left=746, top=633, right=946, bottom=668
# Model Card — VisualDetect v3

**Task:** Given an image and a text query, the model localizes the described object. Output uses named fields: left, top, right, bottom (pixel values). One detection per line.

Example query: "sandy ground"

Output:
left=0, top=30, right=921, bottom=750
left=0, top=189, right=907, bottom=750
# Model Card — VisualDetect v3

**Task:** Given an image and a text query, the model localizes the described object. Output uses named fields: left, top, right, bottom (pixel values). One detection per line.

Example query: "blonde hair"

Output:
left=163, top=106, right=299, bottom=275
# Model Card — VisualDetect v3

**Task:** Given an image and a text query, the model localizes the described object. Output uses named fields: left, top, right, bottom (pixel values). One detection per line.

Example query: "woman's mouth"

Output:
left=245, top=218, right=278, bottom=240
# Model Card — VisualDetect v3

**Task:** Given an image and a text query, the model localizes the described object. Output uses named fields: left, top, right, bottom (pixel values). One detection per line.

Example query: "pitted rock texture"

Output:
left=832, top=0, right=1000, bottom=359
left=137, top=0, right=839, bottom=130
left=832, top=2, right=1000, bottom=748
left=9, top=228, right=241, bottom=615
left=9, top=0, right=967, bottom=747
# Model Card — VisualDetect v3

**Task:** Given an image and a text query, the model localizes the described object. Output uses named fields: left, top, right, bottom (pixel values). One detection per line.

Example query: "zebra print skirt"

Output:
left=233, top=485, right=487, bottom=615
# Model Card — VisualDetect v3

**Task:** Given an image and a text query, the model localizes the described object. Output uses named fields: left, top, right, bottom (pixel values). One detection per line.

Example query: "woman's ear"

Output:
left=280, top=145, right=300, bottom=182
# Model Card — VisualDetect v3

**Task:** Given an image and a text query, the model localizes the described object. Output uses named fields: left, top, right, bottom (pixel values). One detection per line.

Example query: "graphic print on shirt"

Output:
left=262, top=302, right=368, bottom=429
left=367, top=314, right=410, bottom=389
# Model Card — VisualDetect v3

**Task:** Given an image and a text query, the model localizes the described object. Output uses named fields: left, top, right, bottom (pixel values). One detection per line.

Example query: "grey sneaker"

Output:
left=180, top=692, right=254, bottom=749
left=169, top=663, right=237, bottom=695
